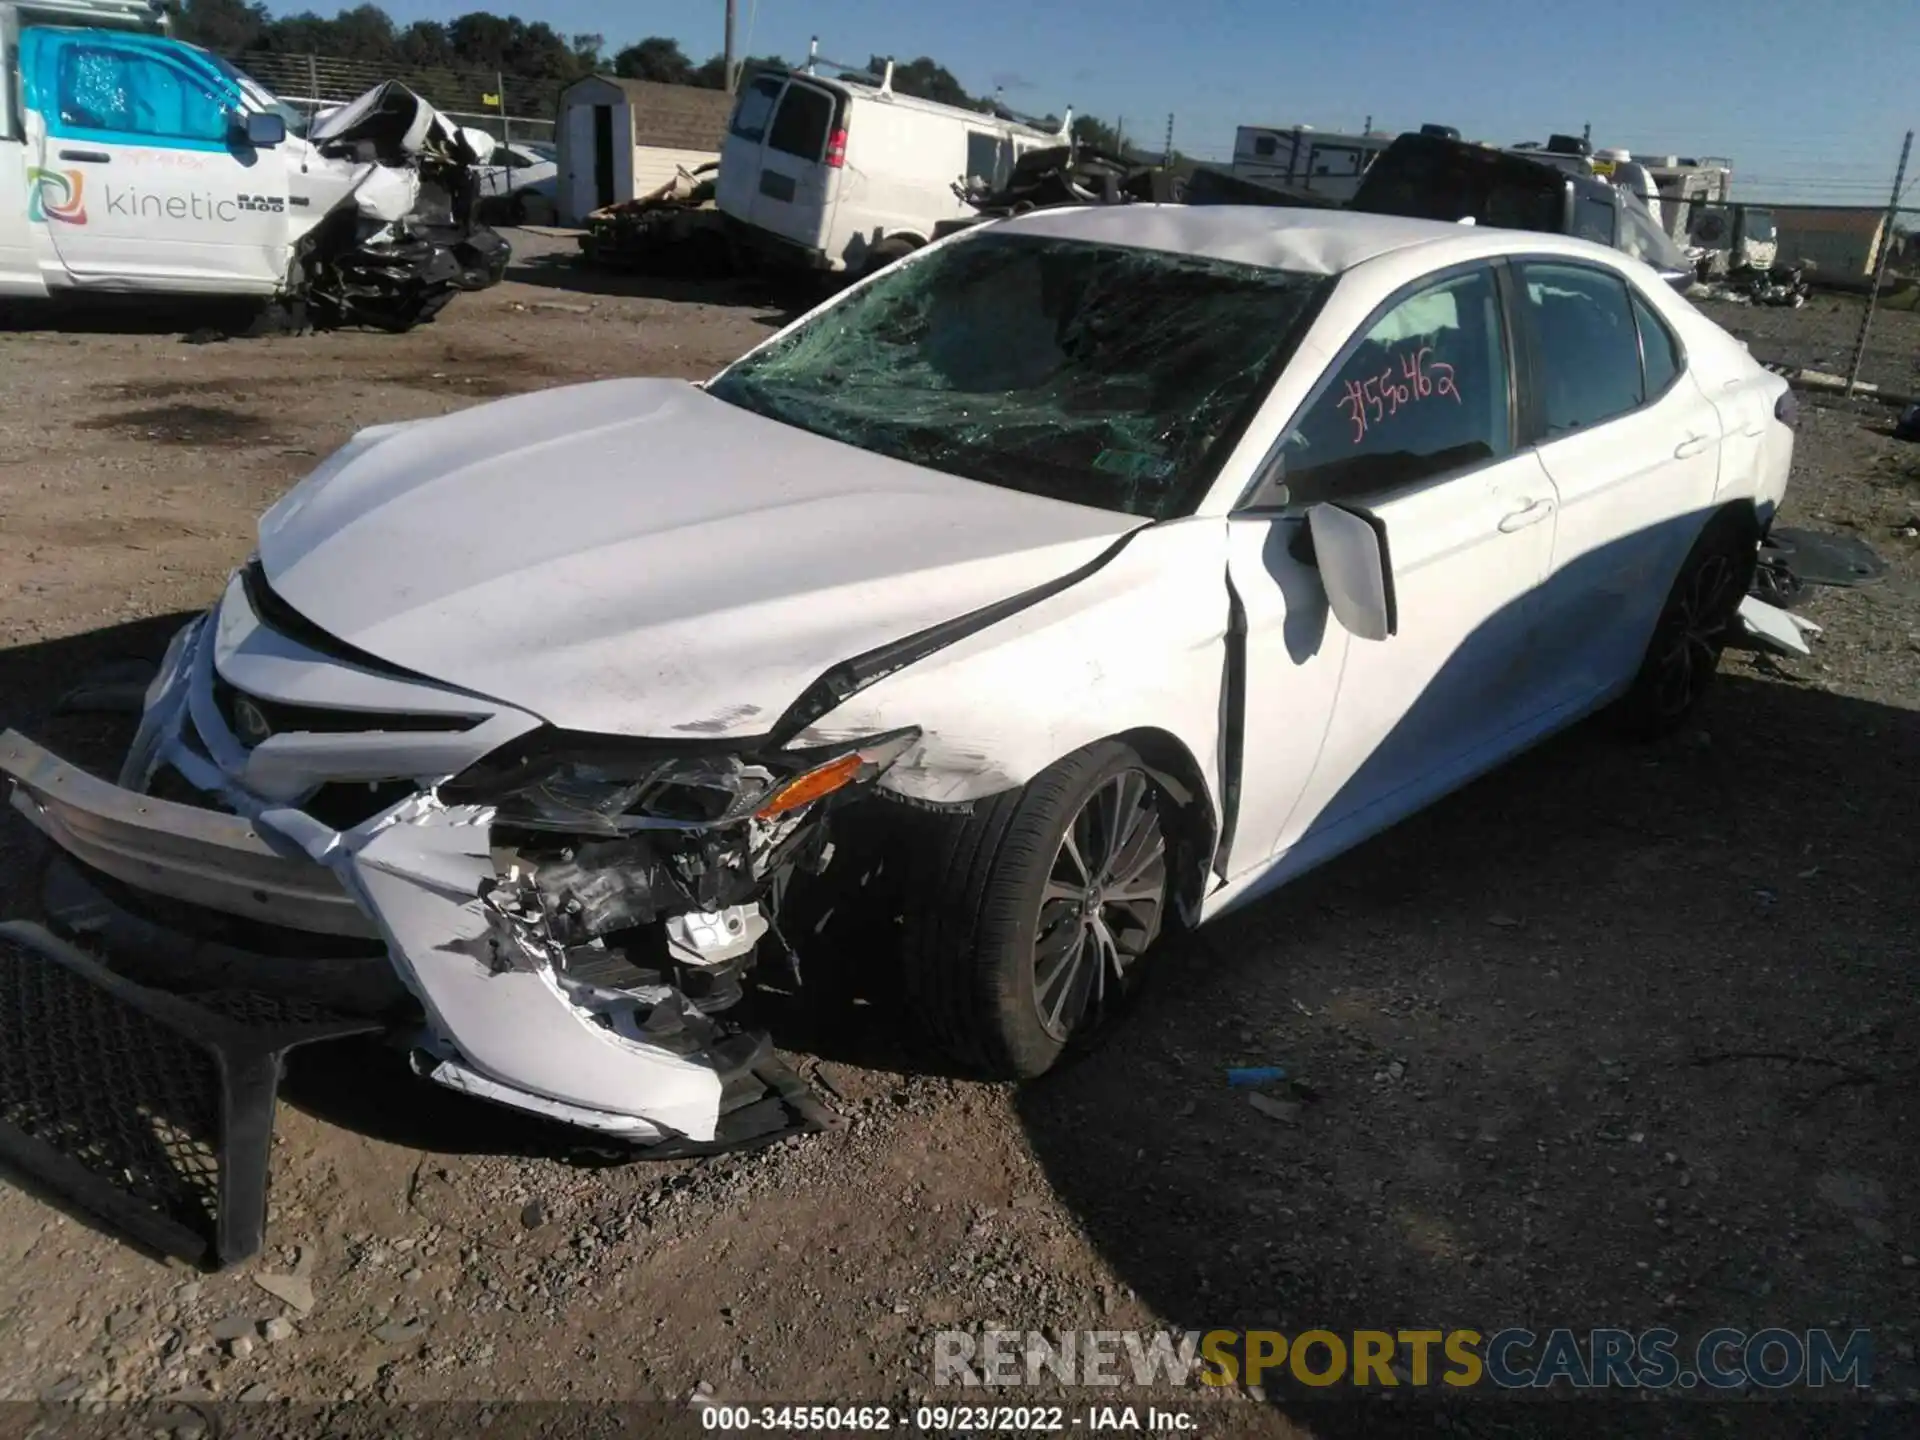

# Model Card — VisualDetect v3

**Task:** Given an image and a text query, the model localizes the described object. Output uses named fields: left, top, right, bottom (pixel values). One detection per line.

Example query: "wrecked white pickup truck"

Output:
left=2, top=207, right=1805, bottom=1263
left=0, top=1, right=508, bottom=329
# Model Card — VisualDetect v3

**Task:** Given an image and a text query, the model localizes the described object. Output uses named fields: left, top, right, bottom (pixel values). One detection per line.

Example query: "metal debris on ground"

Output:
left=578, top=164, right=730, bottom=276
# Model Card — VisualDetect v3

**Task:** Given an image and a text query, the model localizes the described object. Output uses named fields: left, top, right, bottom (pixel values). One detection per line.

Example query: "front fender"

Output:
left=790, top=518, right=1231, bottom=822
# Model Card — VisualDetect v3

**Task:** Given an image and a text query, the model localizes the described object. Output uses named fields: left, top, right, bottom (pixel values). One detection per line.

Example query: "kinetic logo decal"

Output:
left=27, top=168, right=86, bottom=224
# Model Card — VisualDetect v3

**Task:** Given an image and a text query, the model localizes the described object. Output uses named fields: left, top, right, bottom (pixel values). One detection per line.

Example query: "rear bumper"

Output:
left=721, top=213, right=833, bottom=272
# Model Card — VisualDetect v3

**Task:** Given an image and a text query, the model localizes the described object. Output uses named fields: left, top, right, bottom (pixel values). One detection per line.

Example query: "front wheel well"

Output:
left=1112, top=727, right=1217, bottom=926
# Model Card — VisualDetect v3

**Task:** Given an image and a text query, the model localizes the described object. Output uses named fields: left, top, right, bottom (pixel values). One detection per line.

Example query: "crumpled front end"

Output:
left=297, top=82, right=511, bottom=332
left=0, top=565, right=856, bottom=1148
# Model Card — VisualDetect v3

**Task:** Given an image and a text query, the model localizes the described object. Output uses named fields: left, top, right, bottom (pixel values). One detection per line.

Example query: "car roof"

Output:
left=984, top=203, right=1644, bottom=279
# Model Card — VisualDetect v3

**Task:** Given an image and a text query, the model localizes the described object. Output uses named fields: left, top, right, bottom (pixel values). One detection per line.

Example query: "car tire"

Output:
left=858, top=235, right=918, bottom=280
left=1613, top=511, right=1756, bottom=739
left=901, top=740, right=1171, bottom=1078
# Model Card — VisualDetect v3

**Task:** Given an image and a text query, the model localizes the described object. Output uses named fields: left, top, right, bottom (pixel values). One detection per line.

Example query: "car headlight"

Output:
left=446, top=728, right=920, bottom=837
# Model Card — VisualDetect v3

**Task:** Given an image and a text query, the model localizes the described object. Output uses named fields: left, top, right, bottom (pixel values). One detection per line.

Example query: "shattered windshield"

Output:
left=706, top=233, right=1323, bottom=518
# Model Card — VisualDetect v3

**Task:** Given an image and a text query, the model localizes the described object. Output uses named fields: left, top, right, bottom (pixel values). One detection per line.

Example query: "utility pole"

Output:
left=1581, top=121, right=1591, bottom=146
left=724, top=0, right=738, bottom=94
left=1847, top=128, right=1913, bottom=397
left=1115, top=115, right=1125, bottom=156
left=1363, top=113, right=1373, bottom=135
left=1162, top=113, right=1174, bottom=167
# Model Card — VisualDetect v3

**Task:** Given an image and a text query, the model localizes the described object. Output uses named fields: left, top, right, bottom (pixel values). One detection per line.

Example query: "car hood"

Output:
left=257, top=379, right=1145, bottom=740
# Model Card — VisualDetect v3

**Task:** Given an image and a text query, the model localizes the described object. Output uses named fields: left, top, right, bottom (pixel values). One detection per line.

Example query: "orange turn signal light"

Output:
left=754, top=752, right=865, bottom=820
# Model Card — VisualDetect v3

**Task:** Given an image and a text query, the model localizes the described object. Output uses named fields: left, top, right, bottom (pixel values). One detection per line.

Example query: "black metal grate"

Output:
left=0, top=935, right=222, bottom=1235
left=0, top=923, right=385, bottom=1266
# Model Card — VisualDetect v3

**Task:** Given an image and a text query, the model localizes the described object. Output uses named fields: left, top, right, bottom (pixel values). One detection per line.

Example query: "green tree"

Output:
left=170, top=0, right=270, bottom=51
left=867, top=54, right=976, bottom=108
left=614, top=36, right=694, bottom=85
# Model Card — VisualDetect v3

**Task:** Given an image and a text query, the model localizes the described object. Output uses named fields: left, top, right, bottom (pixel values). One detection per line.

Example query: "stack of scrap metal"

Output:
left=578, top=163, right=731, bottom=276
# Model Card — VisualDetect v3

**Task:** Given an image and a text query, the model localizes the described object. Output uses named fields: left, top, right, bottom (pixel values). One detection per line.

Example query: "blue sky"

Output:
left=377, top=0, right=1916, bottom=204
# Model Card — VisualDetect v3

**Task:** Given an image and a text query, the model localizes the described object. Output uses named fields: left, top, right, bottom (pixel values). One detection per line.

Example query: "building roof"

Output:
left=564, top=74, right=734, bottom=151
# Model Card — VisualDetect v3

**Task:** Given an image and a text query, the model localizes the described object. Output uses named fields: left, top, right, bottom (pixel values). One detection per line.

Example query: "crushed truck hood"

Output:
left=257, top=380, right=1145, bottom=740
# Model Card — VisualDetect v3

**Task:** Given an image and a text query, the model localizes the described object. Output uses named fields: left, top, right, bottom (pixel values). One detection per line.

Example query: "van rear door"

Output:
left=721, top=75, right=842, bottom=253
left=715, top=71, right=784, bottom=226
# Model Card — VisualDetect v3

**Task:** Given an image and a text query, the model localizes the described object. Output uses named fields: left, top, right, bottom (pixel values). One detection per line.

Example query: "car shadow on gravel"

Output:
left=506, top=251, right=814, bottom=328
left=1014, top=671, right=1919, bottom=1436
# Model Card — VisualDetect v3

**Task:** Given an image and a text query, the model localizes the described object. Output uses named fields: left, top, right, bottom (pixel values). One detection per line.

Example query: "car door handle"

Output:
left=1498, top=498, right=1556, bottom=533
left=58, top=149, right=110, bottom=164
left=1673, top=433, right=1715, bottom=458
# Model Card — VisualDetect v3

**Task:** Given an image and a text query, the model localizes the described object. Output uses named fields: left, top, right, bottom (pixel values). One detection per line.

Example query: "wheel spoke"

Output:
left=1105, top=805, right=1162, bottom=888
left=1059, top=829, right=1093, bottom=885
left=1042, top=877, right=1086, bottom=907
left=1100, top=772, right=1145, bottom=876
left=1042, top=928, right=1095, bottom=1035
left=1035, top=924, right=1084, bottom=1011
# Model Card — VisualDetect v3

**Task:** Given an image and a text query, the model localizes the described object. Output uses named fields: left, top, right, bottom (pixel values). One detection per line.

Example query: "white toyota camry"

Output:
left=3, top=206, right=1796, bottom=1149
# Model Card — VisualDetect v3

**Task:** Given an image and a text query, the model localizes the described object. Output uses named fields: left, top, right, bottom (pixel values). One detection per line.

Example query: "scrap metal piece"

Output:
left=1763, top=527, right=1888, bottom=589
left=0, top=922, right=380, bottom=1268
left=1734, top=595, right=1813, bottom=657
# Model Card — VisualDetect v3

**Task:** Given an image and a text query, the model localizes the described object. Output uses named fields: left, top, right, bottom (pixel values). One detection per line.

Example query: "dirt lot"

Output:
left=0, top=238, right=1917, bottom=1438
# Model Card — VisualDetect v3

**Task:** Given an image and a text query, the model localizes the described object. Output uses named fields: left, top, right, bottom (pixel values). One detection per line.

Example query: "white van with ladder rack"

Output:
left=715, top=38, right=1066, bottom=279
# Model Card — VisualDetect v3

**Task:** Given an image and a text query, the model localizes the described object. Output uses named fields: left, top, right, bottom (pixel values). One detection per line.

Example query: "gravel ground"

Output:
left=0, top=245, right=1915, bottom=1438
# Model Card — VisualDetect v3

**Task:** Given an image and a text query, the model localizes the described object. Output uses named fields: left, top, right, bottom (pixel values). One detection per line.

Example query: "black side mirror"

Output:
left=242, top=112, right=286, bottom=148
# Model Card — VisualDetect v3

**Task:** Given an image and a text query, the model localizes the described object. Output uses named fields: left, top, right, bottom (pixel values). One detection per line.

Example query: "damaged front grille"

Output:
left=0, top=922, right=383, bottom=1266
left=0, top=930, right=223, bottom=1240
left=210, top=673, right=479, bottom=744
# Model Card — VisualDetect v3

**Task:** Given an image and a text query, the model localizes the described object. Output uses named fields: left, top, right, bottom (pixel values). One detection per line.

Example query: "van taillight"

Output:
left=826, top=128, right=847, bottom=167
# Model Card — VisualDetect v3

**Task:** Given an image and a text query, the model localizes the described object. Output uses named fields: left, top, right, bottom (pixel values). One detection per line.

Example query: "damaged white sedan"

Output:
left=2, top=207, right=1797, bottom=1148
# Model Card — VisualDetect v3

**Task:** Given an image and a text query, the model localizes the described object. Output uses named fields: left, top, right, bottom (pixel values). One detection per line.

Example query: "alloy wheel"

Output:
left=1650, top=551, right=1739, bottom=719
left=1031, top=769, right=1168, bottom=1042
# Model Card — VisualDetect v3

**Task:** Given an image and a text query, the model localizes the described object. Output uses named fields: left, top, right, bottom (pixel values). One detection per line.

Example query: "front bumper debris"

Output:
left=0, top=921, right=379, bottom=1268
left=3, top=725, right=835, bottom=1149
left=3, top=731, right=374, bottom=939
left=0, top=578, right=839, bottom=1163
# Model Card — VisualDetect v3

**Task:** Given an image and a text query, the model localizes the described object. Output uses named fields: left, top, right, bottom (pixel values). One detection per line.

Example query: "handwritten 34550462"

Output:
left=1336, top=346, right=1461, bottom=444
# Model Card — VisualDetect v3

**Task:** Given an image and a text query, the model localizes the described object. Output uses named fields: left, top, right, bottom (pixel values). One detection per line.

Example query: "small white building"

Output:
left=556, top=75, right=735, bottom=224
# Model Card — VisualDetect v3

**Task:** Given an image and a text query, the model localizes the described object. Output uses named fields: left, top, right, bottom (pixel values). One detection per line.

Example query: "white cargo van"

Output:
left=715, top=43, right=1064, bottom=278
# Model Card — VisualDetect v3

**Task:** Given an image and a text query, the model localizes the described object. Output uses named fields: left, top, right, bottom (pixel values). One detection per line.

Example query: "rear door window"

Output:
left=729, top=74, right=783, bottom=144
left=766, top=82, right=834, bottom=161
left=1631, top=290, right=1681, bottom=397
left=1517, top=262, right=1645, bottom=436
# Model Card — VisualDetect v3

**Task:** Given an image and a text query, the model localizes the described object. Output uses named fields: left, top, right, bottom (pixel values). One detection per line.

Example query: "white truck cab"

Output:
left=0, top=0, right=506, bottom=328
left=715, top=40, right=1064, bottom=278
